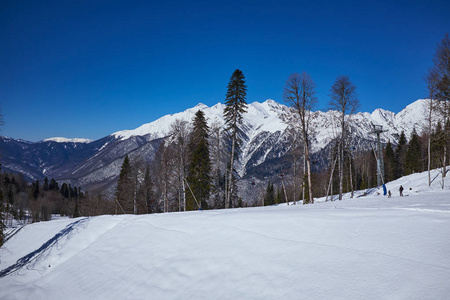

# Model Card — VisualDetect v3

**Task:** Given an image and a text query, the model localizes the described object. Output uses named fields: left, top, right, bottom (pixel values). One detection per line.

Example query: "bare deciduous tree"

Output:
left=329, top=75, right=359, bottom=200
left=283, top=72, right=317, bottom=204
left=169, top=119, right=190, bottom=211
left=428, top=33, right=450, bottom=188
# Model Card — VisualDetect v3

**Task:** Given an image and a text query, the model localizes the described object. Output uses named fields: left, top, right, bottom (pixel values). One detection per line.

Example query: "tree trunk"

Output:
left=428, top=100, right=433, bottom=186
left=293, top=146, right=297, bottom=205
left=428, top=132, right=431, bottom=187
left=326, top=156, right=337, bottom=202
left=338, top=141, right=343, bottom=200
left=134, top=176, right=137, bottom=215
left=302, top=145, right=306, bottom=203
left=226, top=132, right=236, bottom=209
left=281, top=176, right=289, bottom=204
left=443, top=147, right=447, bottom=189
left=349, top=155, right=354, bottom=198
left=304, top=141, right=313, bottom=204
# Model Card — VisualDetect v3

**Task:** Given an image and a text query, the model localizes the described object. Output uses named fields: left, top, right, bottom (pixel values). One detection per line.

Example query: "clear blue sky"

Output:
left=1, top=0, right=449, bottom=142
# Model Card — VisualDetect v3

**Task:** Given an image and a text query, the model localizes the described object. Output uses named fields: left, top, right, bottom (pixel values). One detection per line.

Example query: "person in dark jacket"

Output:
left=399, top=185, right=404, bottom=197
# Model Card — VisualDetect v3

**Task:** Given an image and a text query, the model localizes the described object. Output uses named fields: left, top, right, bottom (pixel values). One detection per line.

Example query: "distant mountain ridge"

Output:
left=0, top=99, right=429, bottom=196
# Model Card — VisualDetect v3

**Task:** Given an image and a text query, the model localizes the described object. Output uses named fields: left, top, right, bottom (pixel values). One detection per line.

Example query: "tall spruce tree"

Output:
left=224, top=69, right=247, bottom=208
left=405, top=129, right=422, bottom=175
left=0, top=188, right=5, bottom=247
left=264, top=181, right=275, bottom=206
left=186, top=110, right=211, bottom=210
left=115, top=154, right=133, bottom=214
left=143, top=164, right=155, bottom=213
left=395, top=131, right=407, bottom=178
left=43, top=177, right=49, bottom=191
left=384, top=140, right=396, bottom=182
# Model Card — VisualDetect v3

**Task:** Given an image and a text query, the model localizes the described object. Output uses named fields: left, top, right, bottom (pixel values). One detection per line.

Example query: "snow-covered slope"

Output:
left=1, top=168, right=449, bottom=299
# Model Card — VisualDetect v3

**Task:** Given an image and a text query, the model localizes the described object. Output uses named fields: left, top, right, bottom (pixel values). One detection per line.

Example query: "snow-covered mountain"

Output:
left=42, top=137, right=93, bottom=143
left=0, top=99, right=429, bottom=195
left=1, top=168, right=449, bottom=299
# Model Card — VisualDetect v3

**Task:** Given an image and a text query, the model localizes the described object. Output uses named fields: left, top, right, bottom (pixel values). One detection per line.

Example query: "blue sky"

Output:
left=1, top=0, right=449, bottom=142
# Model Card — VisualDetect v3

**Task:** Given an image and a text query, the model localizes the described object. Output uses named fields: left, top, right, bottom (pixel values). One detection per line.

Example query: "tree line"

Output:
left=114, top=33, right=450, bottom=214
left=0, top=170, right=117, bottom=246
left=115, top=69, right=248, bottom=213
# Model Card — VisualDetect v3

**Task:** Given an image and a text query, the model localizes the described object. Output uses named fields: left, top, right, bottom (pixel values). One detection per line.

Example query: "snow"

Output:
left=1, top=169, right=449, bottom=299
left=42, top=137, right=93, bottom=144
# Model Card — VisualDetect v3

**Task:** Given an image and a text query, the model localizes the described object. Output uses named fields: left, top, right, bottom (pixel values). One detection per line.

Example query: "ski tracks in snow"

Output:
left=0, top=216, right=127, bottom=278
left=0, top=218, right=89, bottom=278
left=229, top=225, right=450, bottom=273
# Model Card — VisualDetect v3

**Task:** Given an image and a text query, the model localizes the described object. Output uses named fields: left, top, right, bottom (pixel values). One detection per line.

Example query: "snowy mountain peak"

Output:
left=194, top=102, right=208, bottom=109
left=42, top=137, right=93, bottom=143
left=111, top=98, right=430, bottom=147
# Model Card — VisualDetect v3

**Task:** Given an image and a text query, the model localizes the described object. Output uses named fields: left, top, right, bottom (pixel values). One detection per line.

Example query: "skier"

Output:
left=399, top=185, right=404, bottom=197
left=388, top=190, right=391, bottom=198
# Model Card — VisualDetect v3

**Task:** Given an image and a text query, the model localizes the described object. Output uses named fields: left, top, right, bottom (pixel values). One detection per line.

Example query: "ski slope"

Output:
left=1, top=169, right=449, bottom=299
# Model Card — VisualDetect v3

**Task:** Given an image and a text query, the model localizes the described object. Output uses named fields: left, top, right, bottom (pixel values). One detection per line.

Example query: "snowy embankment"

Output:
left=1, top=169, right=449, bottom=300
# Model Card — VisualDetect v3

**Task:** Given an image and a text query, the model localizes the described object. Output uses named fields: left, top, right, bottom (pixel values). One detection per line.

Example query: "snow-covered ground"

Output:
left=1, top=169, right=449, bottom=299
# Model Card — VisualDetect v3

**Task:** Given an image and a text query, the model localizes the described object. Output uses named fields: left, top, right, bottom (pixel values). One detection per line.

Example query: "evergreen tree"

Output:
left=7, top=185, right=14, bottom=205
left=43, top=177, right=49, bottom=191
left=264, top=181, right=275, bottom=206
left=60, top=182, right=69, bottom=198
left=395, top=131, right=407, bottom=178
left=275, top=186, right=282, bottom=204
left=0, top=189, right=5, bottom=247
left=49, top=178, right=59, bottom=191
left=223, top=69, right=247, bottom=208
left=405, top=129, right=422, bottom=175
left=186, top=110, right=211, bottom=210
left=143, top=164, right=155, bottom=213
left=73, top=199, right=81, bottom=218
left=384, top=140, right=396, bottom=182
left=33, top=180, right=40, bottom=200
left=115, top=154, right=133, bottom=214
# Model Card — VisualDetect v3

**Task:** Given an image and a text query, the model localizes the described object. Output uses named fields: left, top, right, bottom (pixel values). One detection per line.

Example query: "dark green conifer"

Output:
left=384, top=140, right=396, bottom=182
left=395, top=131, right=407, bottom=178
left=60, top=183, right=69, bottom=198
left=224, top=69, right=247, bottom=208
left=115, top=154, right=133, bottom=214
left=43, top=177, right=49, bottom=191
left=143, top=164, right=154, bottom=213
left=49, top=178, right=59, bottom=191
left=33, top=180, right=40, bottom=200
left=405, top=129, right=422, bottom=175
left=186, top=110, right=211, bottom=210
left=264, top=181, right=275, bottom=206
left=0, top=189, right=5, bottom=247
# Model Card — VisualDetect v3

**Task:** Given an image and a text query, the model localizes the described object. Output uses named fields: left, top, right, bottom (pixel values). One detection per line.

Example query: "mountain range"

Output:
left=0, top=99, right=429, bottom=197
